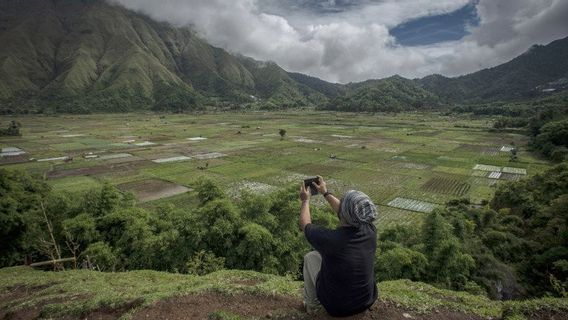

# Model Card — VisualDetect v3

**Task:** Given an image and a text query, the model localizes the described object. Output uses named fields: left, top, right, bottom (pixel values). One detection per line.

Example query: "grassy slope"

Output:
left=1, top=267, right=566, bottom=320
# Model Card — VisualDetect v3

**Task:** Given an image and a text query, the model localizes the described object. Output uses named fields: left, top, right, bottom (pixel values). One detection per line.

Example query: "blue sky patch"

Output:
left=390, top=2, right=480, bottom=46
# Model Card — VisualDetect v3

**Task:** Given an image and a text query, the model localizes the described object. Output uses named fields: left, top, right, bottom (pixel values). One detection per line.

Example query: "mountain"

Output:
left=0, top=0, right=566, bottom=113
left=0, top=0, right=326, bottom=113
left=287, top=72, right=347, bottom=99
left=419, top=36, right=568, bottom=103
left=322, top=75, right=441, bottom=112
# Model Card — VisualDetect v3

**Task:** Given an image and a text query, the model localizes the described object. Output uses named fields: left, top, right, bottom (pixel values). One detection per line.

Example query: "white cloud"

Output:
left=110, top=0, right=568, bottom=83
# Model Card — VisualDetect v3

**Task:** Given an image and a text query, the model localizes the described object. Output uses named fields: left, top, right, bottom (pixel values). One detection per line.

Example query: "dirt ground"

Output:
left=116, top=179, right=191, bottom=202
left=2, top=285, right=567, bottom=320
left=130, top=293, right=485, bottom=320
left=0, top=154, right=28, bottom=165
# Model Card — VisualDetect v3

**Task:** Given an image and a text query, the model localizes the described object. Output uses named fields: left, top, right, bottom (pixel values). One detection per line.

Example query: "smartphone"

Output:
left=304, top=177, right=320, bottom=195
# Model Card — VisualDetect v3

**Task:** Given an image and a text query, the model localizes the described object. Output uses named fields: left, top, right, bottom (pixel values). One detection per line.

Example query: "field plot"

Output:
left=98, top=153, right=134, bottom=161
left=194, top=152, right=226, bottom=160
left=227, top=181, right=278, bottom=197
left=397, top=162, right=432, bottom=170
left=376, top=205, right=423, bottom=230
left=469, top=177, right=497, bottom=186
left=117, top=179, right=191, bottom=203
left=1, top=147, right=25, bottom=156
left=152, top=156, right=192, bottom=163
left=500, top=173, right=523, bottom=181
left=488, top=171, right=502, bottom=179
left=47, top=160, right=152, bottom=179
left=473, top=164, right=502, bottom=172
left=502, top=167, right=527, bottom=175
left=1, top=112, right=550, bottom=230
left=387, top=197, right=437, bottom=213
left=421, top=176, right=470, bottom=196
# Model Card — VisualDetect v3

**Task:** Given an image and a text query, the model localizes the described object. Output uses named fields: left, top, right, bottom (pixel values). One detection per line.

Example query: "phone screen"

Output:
left=304, top=177, right=320, bottom=195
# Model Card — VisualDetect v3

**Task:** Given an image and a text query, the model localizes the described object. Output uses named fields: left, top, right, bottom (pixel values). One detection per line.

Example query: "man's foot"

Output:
left=303, top=300, right=322, bottom=315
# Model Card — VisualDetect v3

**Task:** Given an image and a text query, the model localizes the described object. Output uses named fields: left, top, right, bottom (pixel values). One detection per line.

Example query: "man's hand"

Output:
left=300, top=181, right=310, bottom=202
left=299, top=182, right=311, bottom=231
left=313, top=175, right=327, bottom=194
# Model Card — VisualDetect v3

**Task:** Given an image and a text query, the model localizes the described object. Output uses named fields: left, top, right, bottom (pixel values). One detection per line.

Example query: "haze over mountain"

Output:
left=0, top=0, right=566, bottom=113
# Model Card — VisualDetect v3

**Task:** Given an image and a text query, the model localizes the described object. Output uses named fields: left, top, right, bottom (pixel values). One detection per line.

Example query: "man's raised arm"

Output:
left=299, top=182, right=311, bottom=231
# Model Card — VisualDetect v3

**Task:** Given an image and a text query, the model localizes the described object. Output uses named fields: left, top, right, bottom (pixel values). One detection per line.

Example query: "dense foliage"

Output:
left=531, top=119, right=568, bottom=161
left=377, top=163, right=568, bottom=299
left=1, top=164, right=566, bottom=300
left=0, top=172, right=335, bottom=276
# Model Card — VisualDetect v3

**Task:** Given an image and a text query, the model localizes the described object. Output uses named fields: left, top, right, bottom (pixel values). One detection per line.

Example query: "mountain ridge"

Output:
left=0, top=0, right=567, bottom=113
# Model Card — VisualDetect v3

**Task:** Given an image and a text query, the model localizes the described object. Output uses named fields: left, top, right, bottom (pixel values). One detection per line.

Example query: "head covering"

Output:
left=339, top=190, right=378, bottom=227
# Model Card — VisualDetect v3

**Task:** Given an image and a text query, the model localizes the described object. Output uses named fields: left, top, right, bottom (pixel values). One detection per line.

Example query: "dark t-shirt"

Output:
left=304, top=223, right=378, bottom=317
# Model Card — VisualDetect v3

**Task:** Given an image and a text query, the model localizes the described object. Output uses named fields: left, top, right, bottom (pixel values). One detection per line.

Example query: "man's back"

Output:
left=304, top=223, right=377, bottom=317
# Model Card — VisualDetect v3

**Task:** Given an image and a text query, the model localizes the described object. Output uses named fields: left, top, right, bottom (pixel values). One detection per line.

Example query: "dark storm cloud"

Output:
left=109, top=0, right=568, bottom=83
left=260, top=0, right=366, bottom=14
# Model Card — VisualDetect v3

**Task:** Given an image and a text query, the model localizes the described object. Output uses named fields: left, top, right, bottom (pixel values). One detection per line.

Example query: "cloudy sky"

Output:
left=111, top=0, right=568, bottom=83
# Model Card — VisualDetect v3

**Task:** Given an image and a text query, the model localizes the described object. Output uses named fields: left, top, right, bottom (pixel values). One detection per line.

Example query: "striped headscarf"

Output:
left=339, top=190, right=378, bottom=227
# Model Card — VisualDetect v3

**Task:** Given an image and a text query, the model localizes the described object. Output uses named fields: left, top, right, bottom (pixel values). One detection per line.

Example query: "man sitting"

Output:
left=299, top=176, right=378, bottom=317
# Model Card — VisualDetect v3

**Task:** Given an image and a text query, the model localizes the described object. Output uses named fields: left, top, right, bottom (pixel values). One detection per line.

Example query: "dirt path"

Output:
left=2, top=286, right=567, bottom=320
left=130, top=292, right=483, bottom=320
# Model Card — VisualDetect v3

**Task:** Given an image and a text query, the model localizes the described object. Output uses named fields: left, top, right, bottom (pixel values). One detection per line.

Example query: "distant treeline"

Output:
left=1, top=164, right=567, bottom=299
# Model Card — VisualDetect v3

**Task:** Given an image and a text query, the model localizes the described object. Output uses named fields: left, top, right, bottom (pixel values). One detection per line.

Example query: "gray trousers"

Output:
left=303, top=251, right=322, bottom=309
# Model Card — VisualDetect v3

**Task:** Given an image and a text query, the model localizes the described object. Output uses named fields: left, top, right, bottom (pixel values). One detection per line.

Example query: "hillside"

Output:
left=322, top=75, right=441, bottom=112
left=0, top=0, right=325, bottom=112
left=419, top=36, right=568, bottom=103
left=1, top=267, right=567, bottom=320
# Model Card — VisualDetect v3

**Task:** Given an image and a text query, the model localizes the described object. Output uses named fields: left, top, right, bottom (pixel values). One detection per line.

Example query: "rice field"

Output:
left=421, top=176, right=471, bottom=196
left=0, top=112, right=551, bottom=231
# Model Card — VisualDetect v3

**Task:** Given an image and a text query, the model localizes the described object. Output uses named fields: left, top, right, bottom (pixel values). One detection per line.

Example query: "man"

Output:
left=299, top=176, right=378, bottom=317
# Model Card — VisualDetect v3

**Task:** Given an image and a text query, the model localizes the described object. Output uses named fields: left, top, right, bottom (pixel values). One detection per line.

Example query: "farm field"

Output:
left=0, top=112, right=551, bottom=230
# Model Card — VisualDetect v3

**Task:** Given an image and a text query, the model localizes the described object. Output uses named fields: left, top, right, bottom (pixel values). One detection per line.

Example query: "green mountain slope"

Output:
left=419, top=36, right=568, bottom=103
left=0, top=0, right=326, bottom=112
left=322, top=75, right=440, bottom=112
left=1, top=267, right=567, bottom=319
left=236, top=56, right=328, bottom=108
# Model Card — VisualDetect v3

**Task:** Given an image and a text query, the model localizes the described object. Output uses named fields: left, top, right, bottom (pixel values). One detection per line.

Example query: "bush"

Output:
left=186, top=250, right=225, bottom=276
left=82, top=242, right=117, bottom=271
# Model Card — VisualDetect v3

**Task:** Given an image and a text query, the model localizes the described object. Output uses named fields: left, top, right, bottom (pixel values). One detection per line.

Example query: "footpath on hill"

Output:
left=1, top=267, right=567, bottom=320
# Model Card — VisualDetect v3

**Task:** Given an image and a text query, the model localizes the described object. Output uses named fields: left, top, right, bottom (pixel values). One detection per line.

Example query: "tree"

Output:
left=532, top=119, right=568, bottom=160
left=195, top=179, right=225, bottom=204
left=0, top=169, right=51, bottom=266
left=234, top=223, right=275, bottom=271
left=0, top=121, right=21, bottom=136
left=279, top=129, right=286, bottom=140
left=376, top=246, right=428, bottom=281
left=510, top=148, right=518, bottom=162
